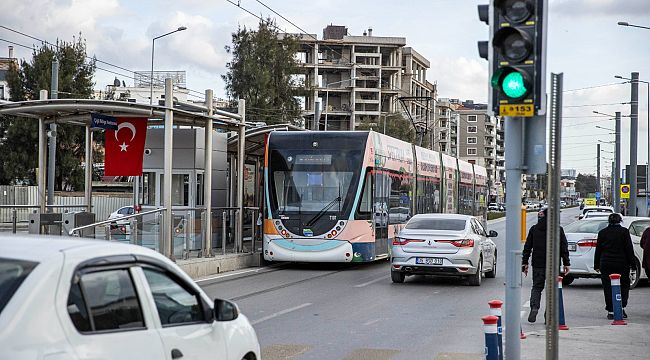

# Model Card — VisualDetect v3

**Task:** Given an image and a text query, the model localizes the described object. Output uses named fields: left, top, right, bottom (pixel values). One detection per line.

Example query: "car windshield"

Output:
left=0, top=258, right=38, bottom=314
left=564, top=220, right=609, bottom=234
left=405, top=218, right=466, bottom=231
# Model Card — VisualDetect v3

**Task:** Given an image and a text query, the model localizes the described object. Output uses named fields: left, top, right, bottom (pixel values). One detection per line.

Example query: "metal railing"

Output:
left=0, top=204, right=91, bottom=234
left=63, top=205, right=260, bottom=260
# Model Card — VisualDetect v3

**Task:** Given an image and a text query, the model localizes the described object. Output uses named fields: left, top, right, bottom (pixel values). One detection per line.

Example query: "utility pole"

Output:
left=615, top=111, right=622, bottom=212
left=314, top=101, right=321, bottom=130
left=47, top=59, right=59, bottom=210
left=597, top=143, right=601, bottom=194
left=629, top=72, right=639, bottom=215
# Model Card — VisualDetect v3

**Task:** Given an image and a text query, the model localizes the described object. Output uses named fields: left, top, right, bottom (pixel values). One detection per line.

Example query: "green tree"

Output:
left=0, top=36, right=95, bottom=189
left=575, top=173, right=598, bottom=197
left=222, top=18, right=304, bottom=125
left=356, top=113, right=417, bottom=144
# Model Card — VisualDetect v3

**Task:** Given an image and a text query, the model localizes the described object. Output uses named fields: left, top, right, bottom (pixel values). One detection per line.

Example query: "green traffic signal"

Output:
left=502, top=71, right=528, bottom=98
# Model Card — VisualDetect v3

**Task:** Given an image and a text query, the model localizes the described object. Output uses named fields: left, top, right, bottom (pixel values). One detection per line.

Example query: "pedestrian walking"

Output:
left=522, top=208, right=571, bottom=323
left=638, top=226, right=650, bottom=279
left=594, top=213, right=636, bottom=320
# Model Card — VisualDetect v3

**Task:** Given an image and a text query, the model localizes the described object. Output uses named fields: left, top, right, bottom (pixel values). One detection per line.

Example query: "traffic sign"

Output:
left=621, top=184, right=631, bottom=199
left=595, top=192, right=601, bottom=201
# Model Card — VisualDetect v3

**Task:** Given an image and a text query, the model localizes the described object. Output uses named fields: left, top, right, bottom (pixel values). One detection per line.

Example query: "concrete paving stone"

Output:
left=261, top=344, right=311, bottom=360
left=433, top=352, right=483, bottom=360
left=520, top=323, right=650, bottom=360
left=341, top=348, right=400, bottom=360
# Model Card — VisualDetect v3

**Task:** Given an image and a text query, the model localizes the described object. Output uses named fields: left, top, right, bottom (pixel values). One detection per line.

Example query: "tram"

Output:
left=263, top=131, right=488, bottom=262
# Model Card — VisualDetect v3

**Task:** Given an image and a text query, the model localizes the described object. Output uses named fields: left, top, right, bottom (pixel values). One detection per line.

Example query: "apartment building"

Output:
left=293, top=25, right=434, bottom=131
left=0, top=46, right=17, bottom=101
left=455, top=101, right=505, bottom=200
left=434, top=98, right=460, bottom=157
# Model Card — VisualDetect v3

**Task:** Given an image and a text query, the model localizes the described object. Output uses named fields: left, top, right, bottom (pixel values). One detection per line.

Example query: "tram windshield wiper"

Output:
left=305, top=196, right=341, bottom=227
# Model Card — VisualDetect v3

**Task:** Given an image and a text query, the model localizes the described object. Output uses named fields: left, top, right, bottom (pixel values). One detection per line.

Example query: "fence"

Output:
left=0, top=186, right=132, bottom=223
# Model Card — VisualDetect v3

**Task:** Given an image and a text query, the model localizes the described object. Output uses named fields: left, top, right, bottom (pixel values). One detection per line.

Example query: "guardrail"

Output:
left=0, top=204, right=90, bottom=234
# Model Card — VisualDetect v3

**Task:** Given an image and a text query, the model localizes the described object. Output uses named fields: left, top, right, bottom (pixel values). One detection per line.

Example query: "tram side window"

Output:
left=389, top=172, right=412, bottom=225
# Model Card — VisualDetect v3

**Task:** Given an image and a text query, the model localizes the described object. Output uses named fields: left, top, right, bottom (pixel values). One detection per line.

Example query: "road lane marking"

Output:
left=195, top=267, right=271, bottom=283
left=251, top=303, right=312, bottom=325
left=363, top=318, right=382, bottom=326
left=354, top=277, right=386, bottom=288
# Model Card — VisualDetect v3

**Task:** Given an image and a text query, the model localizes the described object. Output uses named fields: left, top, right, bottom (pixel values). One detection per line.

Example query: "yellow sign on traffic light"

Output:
left=621, top=184, right=631, bottom=199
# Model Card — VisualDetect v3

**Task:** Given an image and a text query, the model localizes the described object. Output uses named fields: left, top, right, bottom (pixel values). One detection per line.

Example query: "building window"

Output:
left=440, top=144, right=447, bottom=152
left=440, top=132, right=447, bottom=140
left=0, top=85, right=4, bottom=100
left=440, top=120, right=447, bottom=128
left=467, top=115, right=477, bottom=122
left=467, top=137, right=477, bottom=144
left=467, top=148, right=477, bottom=156
left=467, top=126, right=477, bottom=133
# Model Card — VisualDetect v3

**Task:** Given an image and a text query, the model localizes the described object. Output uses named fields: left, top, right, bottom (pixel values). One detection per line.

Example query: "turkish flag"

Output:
left=104, top=117, right=148, bottom=176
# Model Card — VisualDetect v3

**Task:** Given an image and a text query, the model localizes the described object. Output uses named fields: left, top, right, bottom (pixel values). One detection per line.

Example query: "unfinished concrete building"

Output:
left=293, top=25, right=435, bottom=131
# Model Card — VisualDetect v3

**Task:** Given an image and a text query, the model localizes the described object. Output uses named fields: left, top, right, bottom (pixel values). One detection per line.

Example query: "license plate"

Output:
left=499, top=104, right=534, bottom=117
left=416, top=257, right=443, bottom=265
left=568, top=244, right=577, bottom=251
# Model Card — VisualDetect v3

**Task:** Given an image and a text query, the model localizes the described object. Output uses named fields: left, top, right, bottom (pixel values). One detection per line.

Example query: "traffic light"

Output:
left=479, top=0, right=547, bottom=117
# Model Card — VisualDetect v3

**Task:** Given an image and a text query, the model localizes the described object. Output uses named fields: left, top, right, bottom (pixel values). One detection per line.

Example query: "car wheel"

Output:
left=485, top=252, right=496, bottom=278
left=630, top=260, right=641, bottom=289
left=391, top=269, right=405, bottom=283
left=468, top=257, right=482, bottom=286
left=561, top=274, right=574, bottom=286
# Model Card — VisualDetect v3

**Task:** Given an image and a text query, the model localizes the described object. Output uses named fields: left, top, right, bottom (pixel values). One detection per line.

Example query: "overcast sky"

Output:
left=1, top=0, right=649, bottom=175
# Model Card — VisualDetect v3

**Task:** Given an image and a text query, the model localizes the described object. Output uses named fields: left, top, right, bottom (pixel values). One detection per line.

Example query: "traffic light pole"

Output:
left=505, top=116, right=524, bottom=360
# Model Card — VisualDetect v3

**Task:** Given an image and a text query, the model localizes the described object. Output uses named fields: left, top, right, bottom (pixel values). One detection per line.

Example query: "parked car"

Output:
left=0, top=235, right=260, bottom=360
left=578, top=206, right=614, bottom=220
left=562, top=217, right=649, bottom=288
left=390, top=214, right=498, bottom=286
left=582, top=210, right=612, bottom=220
left=488, top=203, right=500, bottom=212
left=108, top=205, right=135, bottom=224
left=560, top=201, right=567, bottom=208
left=389, top=206, right=411, bottom=223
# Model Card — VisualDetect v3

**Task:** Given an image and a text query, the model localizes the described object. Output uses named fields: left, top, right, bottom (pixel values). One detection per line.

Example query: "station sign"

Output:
left=91, top=113, right=118, bottom=130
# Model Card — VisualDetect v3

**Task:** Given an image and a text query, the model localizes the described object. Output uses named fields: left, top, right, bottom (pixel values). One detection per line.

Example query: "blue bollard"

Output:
left=558, top=276, right=569, bottom=330
left=482, top=315, right=499, bottom=360
left=488, top=300, right=503, bottom=360
left=609, top=273, right=627, bottom=325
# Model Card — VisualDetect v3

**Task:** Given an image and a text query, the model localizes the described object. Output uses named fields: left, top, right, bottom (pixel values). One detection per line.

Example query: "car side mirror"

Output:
left=488, top=230, right=498, bottom=237
left=214, top=299, right=239, bottom=321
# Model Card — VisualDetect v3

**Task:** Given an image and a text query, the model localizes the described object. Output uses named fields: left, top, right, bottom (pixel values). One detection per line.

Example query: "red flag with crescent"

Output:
left=104, top=117, right=148, bottom=176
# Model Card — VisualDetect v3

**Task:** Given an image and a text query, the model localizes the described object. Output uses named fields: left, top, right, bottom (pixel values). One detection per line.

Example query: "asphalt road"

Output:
left=199, top=207, right=650, bottom=360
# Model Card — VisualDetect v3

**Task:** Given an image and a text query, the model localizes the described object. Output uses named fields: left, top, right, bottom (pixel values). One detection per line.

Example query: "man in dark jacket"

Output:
left=595, top=213, right=636, bottom=319
left=522, top=208, right=571, bottom=323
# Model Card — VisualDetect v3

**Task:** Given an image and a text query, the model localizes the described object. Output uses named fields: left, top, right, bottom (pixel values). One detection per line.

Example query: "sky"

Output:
left=1, top=0, right=649, bottom=175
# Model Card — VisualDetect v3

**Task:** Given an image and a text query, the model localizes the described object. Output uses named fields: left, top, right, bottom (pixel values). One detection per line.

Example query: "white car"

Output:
left=562, top=217, right=649, bottom=288
left=578, top=206, right=613, bottom=220
left=108, top=205, right=135, bottom=224
left=390, top=214, right=498, bottom=286
left=582, top=210, right=612, bottom=220
left=0, top=235, right=260, bottom=360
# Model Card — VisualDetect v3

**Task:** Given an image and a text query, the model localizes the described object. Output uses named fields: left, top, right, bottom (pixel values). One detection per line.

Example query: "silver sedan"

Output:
left=390, top=214, right=498, bottom=286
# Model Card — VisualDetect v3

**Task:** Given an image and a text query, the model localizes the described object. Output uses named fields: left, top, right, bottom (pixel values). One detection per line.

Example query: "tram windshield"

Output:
left=269, top=150, right=361, bottom=218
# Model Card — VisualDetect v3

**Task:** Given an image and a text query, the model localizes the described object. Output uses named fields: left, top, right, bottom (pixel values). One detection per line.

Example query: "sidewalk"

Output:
left=520, top=323, right=650, bottom=360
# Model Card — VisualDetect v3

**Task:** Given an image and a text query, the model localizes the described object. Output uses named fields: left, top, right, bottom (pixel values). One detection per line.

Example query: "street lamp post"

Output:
left=618, top=21, right=650, bottom=30
left=616, top=74, right=650, bottom=215
left=150, top=26, right=187, bottom=106
left=323, top=77, right=357, bottom=130
left=594, top=111, right=623, bottom=212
